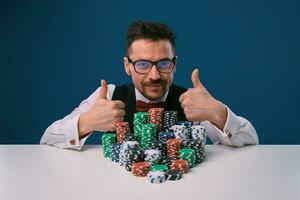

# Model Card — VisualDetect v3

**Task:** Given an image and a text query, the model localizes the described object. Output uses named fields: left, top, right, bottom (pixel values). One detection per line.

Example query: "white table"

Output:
left=0, top=145, right=299, bottom=200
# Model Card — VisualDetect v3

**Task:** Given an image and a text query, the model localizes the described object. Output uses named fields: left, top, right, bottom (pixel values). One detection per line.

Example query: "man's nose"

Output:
left=148, top=65, right=160, bottom=80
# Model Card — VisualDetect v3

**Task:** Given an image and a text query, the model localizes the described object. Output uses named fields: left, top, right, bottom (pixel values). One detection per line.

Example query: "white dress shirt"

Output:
left=40, top=84, right=259, bottom=150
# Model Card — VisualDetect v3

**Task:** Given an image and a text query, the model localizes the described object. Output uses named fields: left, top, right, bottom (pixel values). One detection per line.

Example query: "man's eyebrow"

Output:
left=135, top=57, right=172, bottom=61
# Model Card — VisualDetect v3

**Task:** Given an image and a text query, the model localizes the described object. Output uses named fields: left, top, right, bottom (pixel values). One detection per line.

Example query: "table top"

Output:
left=0, top=145, right=299, bottom=200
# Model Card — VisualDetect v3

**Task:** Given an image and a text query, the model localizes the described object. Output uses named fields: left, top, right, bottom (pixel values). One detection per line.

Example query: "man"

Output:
left=40, top=21, right=258, bottom=150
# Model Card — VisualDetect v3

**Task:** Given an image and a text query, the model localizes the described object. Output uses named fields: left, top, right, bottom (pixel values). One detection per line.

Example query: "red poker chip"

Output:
left=132, top=162, right=151, bottom=177
left=115, top=122, right=130, bottom=143
left=170, top=160, right=189, bottom=173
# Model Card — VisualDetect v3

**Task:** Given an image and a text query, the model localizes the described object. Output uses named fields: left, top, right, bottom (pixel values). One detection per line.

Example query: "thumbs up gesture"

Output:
left=78, top=80, right=125, bottom=138
left=179, top=69, right=227, bottom=130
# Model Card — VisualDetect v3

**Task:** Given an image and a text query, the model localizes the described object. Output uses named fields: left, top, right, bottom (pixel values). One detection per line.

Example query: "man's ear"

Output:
left=123, top=57, right=131, bottom=76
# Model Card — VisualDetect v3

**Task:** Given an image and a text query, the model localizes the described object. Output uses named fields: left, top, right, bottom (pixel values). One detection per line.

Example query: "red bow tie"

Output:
left=136, top=100, right=167, bottom=112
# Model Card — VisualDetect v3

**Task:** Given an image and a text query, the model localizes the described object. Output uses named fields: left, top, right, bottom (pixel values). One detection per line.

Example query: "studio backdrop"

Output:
left=1, top=0, right=300, bottom=144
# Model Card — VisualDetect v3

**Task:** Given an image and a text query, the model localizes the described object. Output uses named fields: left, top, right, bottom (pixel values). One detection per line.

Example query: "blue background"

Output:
left=1, top=0, right=300, bottom=144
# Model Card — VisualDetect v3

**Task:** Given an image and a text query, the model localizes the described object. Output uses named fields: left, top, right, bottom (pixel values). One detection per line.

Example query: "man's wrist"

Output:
left=78, top=112, right=93, bottom=138
left=211, top=101, right=227, bottom=130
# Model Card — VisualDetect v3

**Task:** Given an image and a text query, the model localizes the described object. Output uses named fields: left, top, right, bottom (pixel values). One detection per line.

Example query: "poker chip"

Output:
left=163, top=111, right=178, bottom=131
left=140, top=123, right=157, bottom=149
left=123, top=133, right=137, bottom=142
left=101, top=133, right=116, bottom=158
left=144, top=149, right=161, bottom=164
left=166, top=169, right=183, bottom=181
left=170, top=159, right=189, bottom=173
left=159, top=157, right=174, bottom=168
left=191, top=125, right=206, bottom=142
left=150, top=164, right=168, bottom=172
left=148, top=140, right=167, bottom=159
left=147, top=171, right=167, bottom=184
left=178, top=148, right=196, bottom=168
left=110, top=143, right=121, bottom=162
left=119, top=141, right=140, bottom=166
left=148, top=108, right=164, bottom=134
left=123, top=147, right=144, bottom=171
left=101, top=110, right=207, bottom=183
left=115, top=122, right=130, bottom=143
left=133, top=112, right=148, bottom=141
left=187, top=139, right=206, bottom=164
left=166, top=138, right=181, bottom=159
left=132, top=162, right=151, bottom=177
left=158, top=131, right=175, bottom=143
left=171, top=125, right=189, bottom=141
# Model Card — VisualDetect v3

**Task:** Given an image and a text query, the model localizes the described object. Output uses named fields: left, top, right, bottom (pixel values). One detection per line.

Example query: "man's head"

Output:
left=124, top=21, right=177, bottom=101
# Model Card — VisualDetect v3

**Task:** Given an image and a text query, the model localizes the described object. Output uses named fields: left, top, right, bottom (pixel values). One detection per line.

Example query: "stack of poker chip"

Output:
left=101, top=133, right=116, bottom=158
left=133, top=112, right=148, bottom=141
left=148, top=108, right=164, bottom=134
left=176, top=121, right=193, bottom=139
left=171, top=125, right=190, bottom=141
left=147, top=171, right=167, bottom=184
left=124, top=146, right=144, bottom=171
left=144, top=149, right=162, bottom=164
left=178, top=148, right=196, bottom=168
left=166, top=138, right=181, bottom=159
left=110, top=143, right=122, bottom=162
left=115, top=122, right=130, bottom=143
left=170, top=159, right=189, bottom=173
left=163, top=111, right=178, bottom=131
left=187, top=139, right=206, bottom=164
left=132, top=162, right=151, bottom=177
left=158, top=131, right=175, bottom=143
left=159, top=157, right=174, bottom=169
left=150, top=164, right=168, bottom=172
left=123, top=133, right=137, bottom=142
left=191, top=125, right=206, bottom=142
left=101, top=110, right=208, bottom=184
left=166, top=169, right=183, bottom=181
left=119, top=141, right=140, bottom=166
left=140, top=123, right=157, bottom=149
left=149, top=140, right=167, bottom=158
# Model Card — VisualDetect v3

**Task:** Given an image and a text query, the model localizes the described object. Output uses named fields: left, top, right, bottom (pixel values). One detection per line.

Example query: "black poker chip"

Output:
left=166, top=169, right=183, bottom=181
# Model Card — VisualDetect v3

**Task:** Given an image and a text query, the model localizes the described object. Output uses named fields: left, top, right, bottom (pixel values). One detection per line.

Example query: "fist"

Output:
left=78, top=80, right=125, bottom=136
left=179, top=69, right=227, bottom=129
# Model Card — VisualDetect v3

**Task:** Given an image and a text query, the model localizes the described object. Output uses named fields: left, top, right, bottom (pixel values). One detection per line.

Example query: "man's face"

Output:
left=124, top=39, right=175, bottom=101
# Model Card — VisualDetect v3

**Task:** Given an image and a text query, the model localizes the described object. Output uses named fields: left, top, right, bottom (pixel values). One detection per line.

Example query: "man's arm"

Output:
left=180, top=69, right=259, bottom=147
left=40, top=83, right=117, bottom=150
left=203, top=106, right=259, bottom=147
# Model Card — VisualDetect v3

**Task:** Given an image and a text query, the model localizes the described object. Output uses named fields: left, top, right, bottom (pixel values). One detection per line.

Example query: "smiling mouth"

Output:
left=147, top=84, right=161, bottom=87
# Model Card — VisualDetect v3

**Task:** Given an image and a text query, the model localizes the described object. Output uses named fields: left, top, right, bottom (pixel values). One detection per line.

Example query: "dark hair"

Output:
left=126, top=21, right=176, bottom=56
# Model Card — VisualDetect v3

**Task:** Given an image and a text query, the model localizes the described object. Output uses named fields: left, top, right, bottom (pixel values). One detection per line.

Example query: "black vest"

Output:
left=112, top=83, right=187, bottom=131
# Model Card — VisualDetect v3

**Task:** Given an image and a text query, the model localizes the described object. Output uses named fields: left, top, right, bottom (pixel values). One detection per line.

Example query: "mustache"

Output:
left=144, top=79, right=165, bottom=86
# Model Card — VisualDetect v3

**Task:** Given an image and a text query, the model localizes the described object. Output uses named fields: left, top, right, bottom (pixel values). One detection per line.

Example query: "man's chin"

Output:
left=144, top=90, right=165, bottom=101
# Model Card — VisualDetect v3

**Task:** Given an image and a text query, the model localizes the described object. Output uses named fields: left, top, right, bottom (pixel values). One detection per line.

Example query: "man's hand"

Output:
left=179, top=69, right=228, bottom=130
left=78, top=80, right=125, bottom=138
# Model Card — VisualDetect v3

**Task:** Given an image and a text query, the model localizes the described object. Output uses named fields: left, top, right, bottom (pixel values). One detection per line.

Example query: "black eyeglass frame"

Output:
left=126, top=56, right=177, bottom=74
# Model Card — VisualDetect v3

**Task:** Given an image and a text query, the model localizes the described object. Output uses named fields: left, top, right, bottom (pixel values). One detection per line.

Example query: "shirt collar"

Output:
left=135, top=88, right=169, bottom=103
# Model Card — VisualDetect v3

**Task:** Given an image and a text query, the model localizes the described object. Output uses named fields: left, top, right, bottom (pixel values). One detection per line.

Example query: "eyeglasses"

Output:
left=127, top=56, right=177, bottom=74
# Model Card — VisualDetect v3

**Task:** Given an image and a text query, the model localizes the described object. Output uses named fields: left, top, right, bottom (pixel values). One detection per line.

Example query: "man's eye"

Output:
left=158, top=61, right=172, bottom=68
left=136, top=62, right=151, bottom=69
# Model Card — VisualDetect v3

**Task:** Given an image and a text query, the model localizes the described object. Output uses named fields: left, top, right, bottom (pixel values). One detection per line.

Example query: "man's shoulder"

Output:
left=111, top=83, right=134, bottom=100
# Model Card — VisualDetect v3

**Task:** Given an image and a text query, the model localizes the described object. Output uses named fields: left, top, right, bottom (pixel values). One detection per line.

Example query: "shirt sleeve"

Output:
left=40, top=84, right=116, bottom=150
left=202, top=106, right=259, bottom=147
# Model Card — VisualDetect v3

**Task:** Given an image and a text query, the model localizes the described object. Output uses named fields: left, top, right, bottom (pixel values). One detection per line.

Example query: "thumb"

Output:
left=191, top=68, right=204, bottom=88
left=99, top=79, right=108, bottom=99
